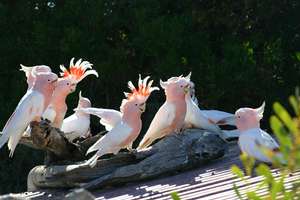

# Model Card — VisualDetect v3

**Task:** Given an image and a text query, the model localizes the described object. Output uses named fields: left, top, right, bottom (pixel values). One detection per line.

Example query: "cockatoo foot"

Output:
left=85, top=154, right=99, bottom=168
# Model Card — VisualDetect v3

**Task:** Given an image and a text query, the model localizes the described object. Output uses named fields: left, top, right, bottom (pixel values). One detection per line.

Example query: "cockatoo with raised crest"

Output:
left=85, top=75, right=159, bottom=167
left=0, top=70, right=58, bottom=156
left=42, top=58, right=98, bottom=128
left=20, top=64, right=51, bottom=90
left=61, top=91, right=91, bottom=141
left=221, top=102, right=282, bottom=163
left=137, top=73, right=190, bottom=150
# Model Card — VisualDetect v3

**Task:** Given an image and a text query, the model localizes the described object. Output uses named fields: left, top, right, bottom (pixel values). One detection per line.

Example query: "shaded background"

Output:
left=0, top=0, right=299, bottom=194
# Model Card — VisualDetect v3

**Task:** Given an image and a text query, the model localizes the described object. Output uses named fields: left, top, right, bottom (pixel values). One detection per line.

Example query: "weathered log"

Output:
left=27, top=129, right=228, bottom=191
left=18, top=120, right=104, bottom=164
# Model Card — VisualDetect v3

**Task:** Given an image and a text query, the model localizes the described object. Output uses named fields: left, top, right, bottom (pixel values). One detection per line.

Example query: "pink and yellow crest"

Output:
left=60, top=58, right=99, bottom=83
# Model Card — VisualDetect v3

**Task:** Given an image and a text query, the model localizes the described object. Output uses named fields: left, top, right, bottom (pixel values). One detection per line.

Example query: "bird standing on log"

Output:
left=221, top=102, right=282, bottom=163
left=85, top=75, right=159, bottom=167
left=137, top=73, right=190, bottom=150
left=42, top=58, right=98, bottom=128
left=0, top=70, right=58, bottom=156
left=61, top=91, right=91, bottom=141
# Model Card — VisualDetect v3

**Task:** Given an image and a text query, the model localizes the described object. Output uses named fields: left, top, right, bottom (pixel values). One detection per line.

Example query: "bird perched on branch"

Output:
left=0, top=70, right=58, bottom=156
left=42, top=58, right=98, bottom=128
left=137, top=73, right=190, bottom=150
left=61, top=91, right=91, bottom=141
left=20, top=64, right=51, bottom=90
left=221, top=102, right=282, bottom=163
left=85, top=75, right=159, bottom=167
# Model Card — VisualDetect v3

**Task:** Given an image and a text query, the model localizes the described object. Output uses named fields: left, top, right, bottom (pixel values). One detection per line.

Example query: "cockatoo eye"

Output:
left=135, top=103, right=138, bottom=106
left=67, top=83, right=70, bottom=86
left=48, top=79, right=51, bottom=82
left=237, top=116, right=241, bottom=118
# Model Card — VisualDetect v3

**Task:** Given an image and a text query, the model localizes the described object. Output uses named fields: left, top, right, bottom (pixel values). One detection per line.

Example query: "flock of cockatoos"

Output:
left=0, top=58, right=282, bottom=167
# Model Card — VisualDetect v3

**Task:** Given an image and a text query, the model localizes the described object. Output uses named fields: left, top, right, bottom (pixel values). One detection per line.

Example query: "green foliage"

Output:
left=0, top=0, right=300, bottom=194
left=231, top=92, right=300, bottom=199
left=171, top=192, right=181, bottom=200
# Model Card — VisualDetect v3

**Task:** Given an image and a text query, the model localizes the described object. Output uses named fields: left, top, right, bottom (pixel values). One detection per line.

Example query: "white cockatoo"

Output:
left=85, top=75, right=159, bottom=167
left=19, top=64, right=51, bottom=90
left=61, top=91, right=91, bottom=141
left=221, top=102, right=282, bottom=163
left=184, top=79, right=239, bottom=139
left=137, top=73, right=190, bottom=150
left=188, top=81, right=235, bottom=126
left=42, top=58, right=98, bottom=129
left=0, top=71, right=58, bottom=156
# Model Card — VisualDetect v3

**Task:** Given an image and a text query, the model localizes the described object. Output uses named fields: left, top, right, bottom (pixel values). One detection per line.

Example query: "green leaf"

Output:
left=270, top=115, right=293, bottom=149
left=171, top=192, right=181, bottom=200
left=289, top=95, right=299, bottom=116
left=273, top=102, right=297, bottom=134
left=271, top=178, right=284, bottom=200
left=255, top=164, right=274, bottom=184
left=231, top=165, right=245, bottom=179
left=233, top=183, right=244, bottom=200
left=296, top=52, right=300, bottom=62
left=246, top=191, right=262, bottom=200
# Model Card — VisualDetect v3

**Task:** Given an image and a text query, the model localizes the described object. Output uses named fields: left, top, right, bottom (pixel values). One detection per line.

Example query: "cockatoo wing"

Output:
left=138, top=102, right=176, bottom=149
left=77, top=108, right=122, bottom=131
left=42, top=104, right=56, bottom=123
left=0, top=90, right=44, bottom=156
left=86, top=121, right=132, bottom=156
left=257, top=129, right=279, bottom=150
left=239, top=128, right=277, bottom=163
left=185, top=98, right=221, bottom=133
left=61, top=114, right=90, bottom=141
left=202, top=110, right=235, bottom=126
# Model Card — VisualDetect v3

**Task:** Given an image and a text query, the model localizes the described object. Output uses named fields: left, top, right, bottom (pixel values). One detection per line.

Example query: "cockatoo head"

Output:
left=77, top=91, right=91, bottom=108
left=54, top=78, right=77, bottom=95
left=20, top=64, right=51, bottom=87
left=121, top=75, right=159, bottom=115
left=33, top=71, right=58, bottom=92
left=221, top=102, right=265, bottom=132
left=60, top=58, right=99, bottom=86
left=160, top=72, right=191, bottom=100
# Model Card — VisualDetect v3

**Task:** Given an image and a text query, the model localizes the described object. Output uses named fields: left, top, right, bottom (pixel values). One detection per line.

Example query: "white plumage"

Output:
left=77, top=108, right=122, bottom=131
left=238, top=128, right=279, bottom=163
left=0, top=90, right=44, bottom=156
left=61, top=112, right=90, bottom=141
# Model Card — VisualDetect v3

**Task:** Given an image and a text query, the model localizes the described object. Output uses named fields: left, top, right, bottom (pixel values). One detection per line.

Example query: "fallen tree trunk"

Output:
left=26, top=126, right=228, bottom=191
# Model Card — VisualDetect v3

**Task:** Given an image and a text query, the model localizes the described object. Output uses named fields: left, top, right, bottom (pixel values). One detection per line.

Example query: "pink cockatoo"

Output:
left=221, top=102, right=282, bottom=163
left=137, top=73, right=190, bottom=150
left=85, top=75, right=159, bottom=167
left=0, top=71, right=58, bottom=156
left=61, top=91, right=91, bottom=141
left=42, top=58, right=98, bottom=128
left=19, top=64, right=51, bottom=90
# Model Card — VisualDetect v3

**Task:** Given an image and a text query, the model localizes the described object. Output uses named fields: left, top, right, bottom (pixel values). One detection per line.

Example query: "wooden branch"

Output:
left=27, top=129, right=228, bottom=191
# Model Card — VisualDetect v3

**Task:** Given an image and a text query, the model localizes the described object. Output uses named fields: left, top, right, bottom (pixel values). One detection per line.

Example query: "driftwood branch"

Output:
left=26, top=127, right=228, bottom=191
left=18, top=120, right=103, bottom=164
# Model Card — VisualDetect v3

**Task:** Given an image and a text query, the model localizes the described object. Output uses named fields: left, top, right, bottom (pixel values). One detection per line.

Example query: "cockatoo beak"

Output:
left=139, top=103, right=146, bottom=113
left=217, top=116, right=236, bottom=125
left=184, top=84, right=190, bottom=94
